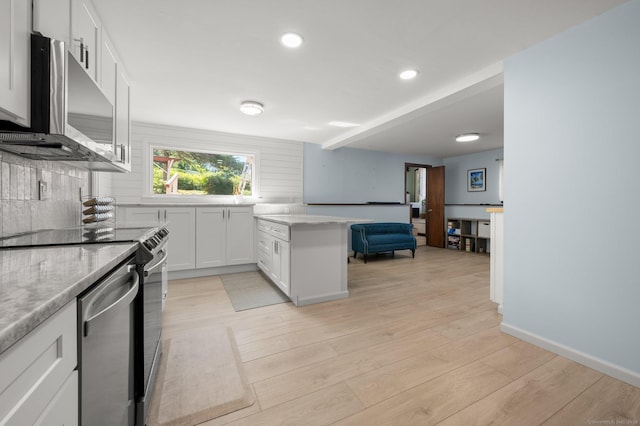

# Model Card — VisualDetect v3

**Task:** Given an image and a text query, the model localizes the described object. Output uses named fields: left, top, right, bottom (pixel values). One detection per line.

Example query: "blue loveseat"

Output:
left=351, top=222, right=417, bottom=263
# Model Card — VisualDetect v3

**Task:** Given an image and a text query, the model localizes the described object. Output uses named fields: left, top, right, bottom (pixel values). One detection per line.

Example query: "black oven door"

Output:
left=135, top=247, right=167, bottom=425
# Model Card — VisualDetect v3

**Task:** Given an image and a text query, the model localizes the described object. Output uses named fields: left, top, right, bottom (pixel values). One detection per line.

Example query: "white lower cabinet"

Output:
left=196, top=206, right=254, bottom=268
left=120, top=206, right=196, bottom=271
left=271, top=238, right=290, bottom=295
left=120, top=206, right=162, bottom=225
left=0, top=301, right=78, bottom=425
left=257, top=218, right=350, bottom=306
left=164, top=207, right=196, bottom=271
left=196, top=207, right=226, bottom=268
left=257, top=220, right=291, bottom=296
left=120, top=205, right=254, bottom=272
left=226, top=207, right=255, bottom=264
left=34, top=370, right=78, bottom=425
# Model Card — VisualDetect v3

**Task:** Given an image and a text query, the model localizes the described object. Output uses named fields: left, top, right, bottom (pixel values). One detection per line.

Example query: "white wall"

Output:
left=110, top=122, right=304, bottom=204
left=503, top=0, right=640, bottom=386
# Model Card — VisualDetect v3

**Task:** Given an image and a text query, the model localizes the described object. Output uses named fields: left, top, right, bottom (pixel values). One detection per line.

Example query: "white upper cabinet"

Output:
left=71, top=0, right=101, bottom=83
left=33, top=0, right=132, bottom=171
left=0, top=0, right=31, bottom=125
left=32, top=0, right=71, bottom=44
left=115, top=63, right=131, bottom=170
left=100, top=29, right=131, bottom=170
left=101, top=32, right=117, bottom=106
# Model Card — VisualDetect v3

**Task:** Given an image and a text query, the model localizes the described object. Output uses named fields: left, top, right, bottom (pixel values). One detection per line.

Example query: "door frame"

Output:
left=404, top=163, right=430, bottom=218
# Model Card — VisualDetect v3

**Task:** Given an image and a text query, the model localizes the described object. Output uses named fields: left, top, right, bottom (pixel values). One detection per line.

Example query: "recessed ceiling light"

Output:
left=328, top=121, right=359, bottom=128
left=455, top=133, right=480, bottom=142
left=399, top=69, right=418, bottom=80
left=280, top=33, right=303, bottom=48
left=240, top=101, right=264, bottom=116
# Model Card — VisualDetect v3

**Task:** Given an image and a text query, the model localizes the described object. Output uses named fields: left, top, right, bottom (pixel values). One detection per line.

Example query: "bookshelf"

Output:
left=446, top=218, right=491, bottom=254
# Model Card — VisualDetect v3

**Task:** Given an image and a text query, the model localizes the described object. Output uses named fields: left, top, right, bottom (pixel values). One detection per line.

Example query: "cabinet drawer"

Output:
left=478, top=221, right=491, bottom=238
left=268, top=223, right=290, bottom=241
left=257, top=220, right=271, bottom=233
left=257, top=231, right=272, bottom=255
left=257, top=220, right=290, bottom=241
left=257, top=250, right=271, bottom=272
left=0, top=300, right=77, bottom=425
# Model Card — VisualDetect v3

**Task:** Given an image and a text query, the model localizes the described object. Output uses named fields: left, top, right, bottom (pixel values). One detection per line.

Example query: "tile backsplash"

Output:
left=0, top=152, right=90, bottom=237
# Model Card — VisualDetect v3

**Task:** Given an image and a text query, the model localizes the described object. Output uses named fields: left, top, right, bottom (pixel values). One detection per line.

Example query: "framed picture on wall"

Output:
left=467, top=168, right=486, bottom=192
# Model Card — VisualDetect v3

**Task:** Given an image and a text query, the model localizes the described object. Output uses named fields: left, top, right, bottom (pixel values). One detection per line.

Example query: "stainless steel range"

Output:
left=0, top=225, right=169, bottom=426
left=134, top=226, right=168, bottom=426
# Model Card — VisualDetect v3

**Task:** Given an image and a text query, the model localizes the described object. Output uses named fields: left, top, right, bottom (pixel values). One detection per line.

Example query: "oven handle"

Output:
left=145, top=249, right=168, bottom=276
left=84, top=270, right=139, bottom=337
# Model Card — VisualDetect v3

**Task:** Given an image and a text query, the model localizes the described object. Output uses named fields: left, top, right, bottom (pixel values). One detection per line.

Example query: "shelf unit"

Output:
left=446, top=218, right=491, bottom=254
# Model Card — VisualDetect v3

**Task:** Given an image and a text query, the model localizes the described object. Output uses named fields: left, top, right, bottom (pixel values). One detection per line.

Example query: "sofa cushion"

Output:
left=367, top=234, right=415, bottom=246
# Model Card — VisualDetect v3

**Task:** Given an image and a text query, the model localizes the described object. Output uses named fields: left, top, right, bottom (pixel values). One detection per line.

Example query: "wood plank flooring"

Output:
left=156, top=246, right=640, bottom=425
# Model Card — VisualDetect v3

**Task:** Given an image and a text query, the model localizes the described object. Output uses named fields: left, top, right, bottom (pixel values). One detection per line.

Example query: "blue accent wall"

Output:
left=503, top=0, right=640, bottom=382
left=303, top=143, right=443, bottom=203
left=444, top=148, right=503, bottom=220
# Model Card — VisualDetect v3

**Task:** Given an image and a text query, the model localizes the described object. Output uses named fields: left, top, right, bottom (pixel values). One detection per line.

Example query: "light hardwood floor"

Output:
left=158, top=246, right=640, bottom=425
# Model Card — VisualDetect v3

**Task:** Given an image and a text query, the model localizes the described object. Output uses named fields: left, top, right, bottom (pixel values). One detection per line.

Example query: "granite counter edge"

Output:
left=0, top=243, right=139, bottom=355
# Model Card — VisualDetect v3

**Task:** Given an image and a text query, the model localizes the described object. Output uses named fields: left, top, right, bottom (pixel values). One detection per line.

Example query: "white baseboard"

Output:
left=501, top=322, right=640, bottom=388
left=168, top=263, right=258, bottom=280
left=294, top=291, right=349, bottom=307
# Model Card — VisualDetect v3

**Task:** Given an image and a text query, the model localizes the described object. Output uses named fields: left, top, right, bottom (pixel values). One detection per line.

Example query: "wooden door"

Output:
left=426, top=166, right=445, bottom=248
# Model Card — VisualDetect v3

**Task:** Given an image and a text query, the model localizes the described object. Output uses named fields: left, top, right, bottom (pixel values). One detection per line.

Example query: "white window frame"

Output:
left=142, top=139, right=260, bottom=202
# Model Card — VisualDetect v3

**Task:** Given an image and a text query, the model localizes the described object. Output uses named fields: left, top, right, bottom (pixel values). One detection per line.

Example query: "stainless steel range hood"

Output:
left=0, top=34, right=128, bottom=172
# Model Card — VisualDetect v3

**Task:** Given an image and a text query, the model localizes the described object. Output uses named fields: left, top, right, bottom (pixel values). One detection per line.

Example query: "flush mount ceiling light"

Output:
left=399, top=69, right=419, bottom=80
left=280, top=33, right=303, bottom=48
left=328, top=121, right=360, bottom=128
left=455, top=133, right=480, bottom=142
left=240, top=101, right=264, bottom=116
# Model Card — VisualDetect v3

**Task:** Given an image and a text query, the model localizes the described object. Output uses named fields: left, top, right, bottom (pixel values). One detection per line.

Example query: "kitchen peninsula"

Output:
left=256, top=214, right=366, bottom=306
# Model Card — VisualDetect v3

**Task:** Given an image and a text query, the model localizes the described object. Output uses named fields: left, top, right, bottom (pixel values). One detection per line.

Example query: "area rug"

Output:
left=220, top=271, right=290, bottom=311
left=148, top=327, right=254, bottom=426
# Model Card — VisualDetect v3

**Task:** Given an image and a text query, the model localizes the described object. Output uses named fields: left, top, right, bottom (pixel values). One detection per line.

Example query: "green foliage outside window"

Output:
left=152, top=148, right=253, bottom=196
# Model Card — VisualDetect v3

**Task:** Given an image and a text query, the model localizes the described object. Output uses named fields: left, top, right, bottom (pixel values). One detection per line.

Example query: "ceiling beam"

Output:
left=321, top=62, right=504, bottom=151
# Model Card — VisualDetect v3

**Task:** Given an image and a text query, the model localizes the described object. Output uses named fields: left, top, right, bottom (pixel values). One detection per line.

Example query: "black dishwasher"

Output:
left=77, top=256, right=138, bottom=426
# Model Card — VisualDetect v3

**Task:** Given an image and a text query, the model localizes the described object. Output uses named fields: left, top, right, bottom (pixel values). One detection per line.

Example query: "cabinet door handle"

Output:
left=274, top=241, right=278, bottom=254
left=157, top=210, right=160, bottom=222
left=228, top=209, right=231, bottom=219
left=85, top=49, right=89, bottom=69
left=223, top=209, right=225, bottom=219
left=120, top=144, right=126, bottom=163
left=80, top=42, right=84, bottom=62
left=164, top=210, right=167, bottom=221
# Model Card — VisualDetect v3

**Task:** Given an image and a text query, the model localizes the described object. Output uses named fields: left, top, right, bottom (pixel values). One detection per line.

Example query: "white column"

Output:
left=489, top=209, right=504, bottom=314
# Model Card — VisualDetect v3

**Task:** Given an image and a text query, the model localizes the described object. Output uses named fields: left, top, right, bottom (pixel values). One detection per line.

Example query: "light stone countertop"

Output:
left=0, top=242, right=139, bottom=354
left=255, top=214, right=371, bottom=226
left=118, top=203, right=256, bottom=207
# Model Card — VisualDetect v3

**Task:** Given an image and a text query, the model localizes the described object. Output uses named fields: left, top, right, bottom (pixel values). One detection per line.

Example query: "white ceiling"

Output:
left=93, top=0, right=626, bottom=158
